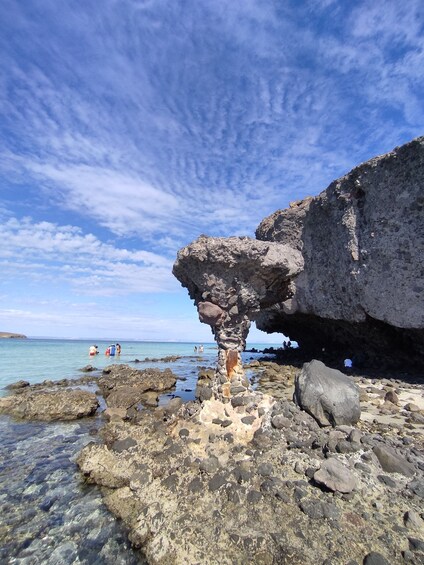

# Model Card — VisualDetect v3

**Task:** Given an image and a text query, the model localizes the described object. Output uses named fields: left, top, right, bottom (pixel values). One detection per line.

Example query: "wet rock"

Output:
left=313, top=458, right=357, bottom=493
left=0, top=389, right=99, bottom=421
left=294, top=360, right=360, bottom=427
left=5, top=380, right=30, bottom=390
left=79, top=365, right=97, bottom=372
left=98, top=365, right=177, bottom=410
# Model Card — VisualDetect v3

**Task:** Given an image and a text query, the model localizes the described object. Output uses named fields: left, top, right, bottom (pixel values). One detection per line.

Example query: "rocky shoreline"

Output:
left=76, top=359, right=424, bottom=565
left=2, top=356, right=422, bottom=563
left=1, top=356, right=423, bottom=564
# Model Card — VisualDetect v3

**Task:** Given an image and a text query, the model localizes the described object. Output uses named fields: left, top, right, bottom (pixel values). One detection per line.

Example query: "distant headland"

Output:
left=0, top=332, right=27, bottom=339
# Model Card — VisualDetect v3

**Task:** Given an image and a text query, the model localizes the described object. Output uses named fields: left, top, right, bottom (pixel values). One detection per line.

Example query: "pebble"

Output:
left=363, top=551, right=390, bottom=565
left=404, top=510, right=424, bottom=530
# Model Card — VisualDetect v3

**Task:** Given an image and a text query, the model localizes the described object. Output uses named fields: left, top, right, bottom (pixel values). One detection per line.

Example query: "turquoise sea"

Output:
left=0, top=338, right=275, bottom=395
left=0, top=338, right=215, bottom=395
left=0, top=338, right=276, bottom=563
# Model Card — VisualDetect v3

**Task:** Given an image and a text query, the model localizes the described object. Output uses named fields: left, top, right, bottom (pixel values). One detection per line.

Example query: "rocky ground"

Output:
left=1, top=358, right=423, bottom=564
left=0, top=364, right=178, bottom=422
left=75, top=359, right=423, bottom=565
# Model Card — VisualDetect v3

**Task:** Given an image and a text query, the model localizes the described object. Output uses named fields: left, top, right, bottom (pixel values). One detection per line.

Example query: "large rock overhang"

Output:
left=255, top=136, right=424, bottom=368
left=174, top=136, right=424, bottom=370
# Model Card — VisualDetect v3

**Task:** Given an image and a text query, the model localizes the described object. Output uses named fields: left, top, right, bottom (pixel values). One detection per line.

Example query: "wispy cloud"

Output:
left=0, top=0, right=422, bottom=338
left=0, top=216, right=175, bottom=295
left=2, top=0, right=422, bottom=251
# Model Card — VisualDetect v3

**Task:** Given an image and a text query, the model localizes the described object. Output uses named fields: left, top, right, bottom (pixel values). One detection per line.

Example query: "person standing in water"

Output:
left=116, top=343, right=121, bottom=355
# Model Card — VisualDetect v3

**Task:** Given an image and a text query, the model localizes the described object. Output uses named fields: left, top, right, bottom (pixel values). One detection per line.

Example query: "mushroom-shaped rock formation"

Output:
left=173, top=236, right=303, bottom=399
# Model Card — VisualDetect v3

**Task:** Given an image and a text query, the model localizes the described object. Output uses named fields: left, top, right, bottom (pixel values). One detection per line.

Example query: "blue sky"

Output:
left=0, top=0, right=423, bottom=342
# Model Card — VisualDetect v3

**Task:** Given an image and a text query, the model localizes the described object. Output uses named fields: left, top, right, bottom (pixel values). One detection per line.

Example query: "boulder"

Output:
left=0, top=389, right=99, bottom=421
left=294, top=360, right=360, bottom=427
left=98, top=365, right=177, bottom=410
left=373, top=445, right=415, bottom=477
left=313, top=458, right=357, bottom=493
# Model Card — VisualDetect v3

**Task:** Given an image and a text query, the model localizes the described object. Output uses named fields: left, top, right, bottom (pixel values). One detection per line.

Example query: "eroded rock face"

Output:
left=174, top=137, right=424, bottom=370
left=173, top=236, right=303, bottom=398
left=256, top=136, right=424, bottom=366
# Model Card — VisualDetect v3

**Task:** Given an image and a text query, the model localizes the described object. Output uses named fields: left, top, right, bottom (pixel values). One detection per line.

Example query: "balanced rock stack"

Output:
left=173, top=236, right=303, bottom=400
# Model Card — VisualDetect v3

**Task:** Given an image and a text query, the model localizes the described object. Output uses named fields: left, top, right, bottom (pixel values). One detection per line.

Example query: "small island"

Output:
left=0, top=332, right=27, bottom=339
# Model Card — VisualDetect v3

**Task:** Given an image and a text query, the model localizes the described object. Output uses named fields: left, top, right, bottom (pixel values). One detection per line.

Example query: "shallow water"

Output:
left=0, top=415, right=145, bottom=564
left=0, top=339, right=219, bottom=393
left=0, top=339, right=273, bottom=563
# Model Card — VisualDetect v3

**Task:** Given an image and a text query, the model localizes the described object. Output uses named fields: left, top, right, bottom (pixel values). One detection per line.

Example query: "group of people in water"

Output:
left=194, top=345, right=204, bottom=353
left=89, top=344, right=122, bottom=357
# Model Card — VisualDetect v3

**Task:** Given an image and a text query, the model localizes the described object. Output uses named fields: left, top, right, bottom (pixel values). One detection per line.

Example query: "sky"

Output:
left=0, top=0, right=423, bottom=342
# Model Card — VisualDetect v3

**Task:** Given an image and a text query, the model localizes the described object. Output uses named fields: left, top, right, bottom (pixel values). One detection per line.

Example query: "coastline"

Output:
left=1, top=347, right=423, bottom=564
left=0, top=332, right=27, bottom=339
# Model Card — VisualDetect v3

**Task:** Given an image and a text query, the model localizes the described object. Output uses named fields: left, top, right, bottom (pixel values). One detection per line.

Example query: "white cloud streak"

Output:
left=0, top=216, right=176, bottom=295
left=1, top=0, right=422, bottom=253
